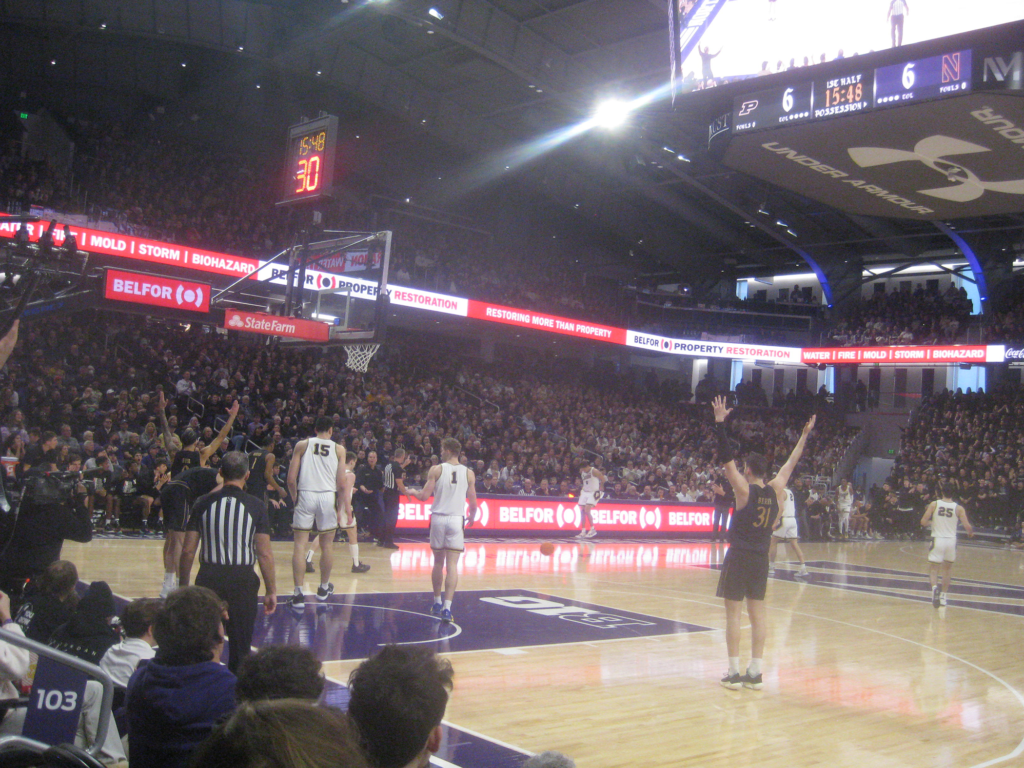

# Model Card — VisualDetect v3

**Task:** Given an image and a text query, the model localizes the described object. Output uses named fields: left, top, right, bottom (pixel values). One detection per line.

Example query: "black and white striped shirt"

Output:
left=383, top=460, right=404, bottom=502
left=186, top=486, right=271, bottom=567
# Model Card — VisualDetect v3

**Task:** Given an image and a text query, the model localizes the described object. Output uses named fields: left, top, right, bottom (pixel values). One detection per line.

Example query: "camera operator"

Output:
left=0, top=459, right=95, bottom=599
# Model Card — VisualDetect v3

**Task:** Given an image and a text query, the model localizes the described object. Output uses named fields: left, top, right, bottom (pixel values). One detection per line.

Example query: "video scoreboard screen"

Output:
left=733, top=48, right=973, bottom=134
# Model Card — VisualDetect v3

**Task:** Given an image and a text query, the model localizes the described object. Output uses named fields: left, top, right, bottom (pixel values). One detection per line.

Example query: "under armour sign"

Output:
left=104, top=269, right=210, bottom=312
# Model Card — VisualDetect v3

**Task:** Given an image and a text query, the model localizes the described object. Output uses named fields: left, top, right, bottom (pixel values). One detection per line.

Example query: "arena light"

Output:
left=428, top=7, right=444, bottom=19
left=592, top=99, right=631, bottom=129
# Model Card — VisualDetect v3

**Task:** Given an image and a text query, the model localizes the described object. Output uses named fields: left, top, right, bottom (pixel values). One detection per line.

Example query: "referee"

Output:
left=179, top=452, right=277, bottom=673
left=380, top=449, right=411, bottom=550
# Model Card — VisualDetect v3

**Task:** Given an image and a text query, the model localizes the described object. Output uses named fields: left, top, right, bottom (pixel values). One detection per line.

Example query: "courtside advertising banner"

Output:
left=224, top=309, right=330, bottom=342
left=0, top=214, right=1008, bottom=366
left=397, top=494, right=714, bottom=534
left=103, top=269, right=210, bottom=312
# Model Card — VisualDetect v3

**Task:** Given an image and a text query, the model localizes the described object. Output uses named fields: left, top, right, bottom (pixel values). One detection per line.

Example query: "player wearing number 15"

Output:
left=412, top=438, right=477, bottom=624
left=712, top=396, right=814, bottom=690
left=920, top=485, right=973, bottom=608
left=288, top=417, right=346, bottom=609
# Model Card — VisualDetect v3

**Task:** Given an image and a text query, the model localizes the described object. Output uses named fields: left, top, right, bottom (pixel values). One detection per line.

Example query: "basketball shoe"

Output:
left=316, top=583, right=335, bottom=601
left=439, top=608, right=453, bottom=623
left=932, top=585, right=941, bottom=608
left=720, top=672, right=743, bottom=690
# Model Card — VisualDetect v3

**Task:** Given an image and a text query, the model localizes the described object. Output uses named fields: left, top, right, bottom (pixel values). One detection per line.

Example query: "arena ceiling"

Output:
left=1, top=1, right=1022, bottom=301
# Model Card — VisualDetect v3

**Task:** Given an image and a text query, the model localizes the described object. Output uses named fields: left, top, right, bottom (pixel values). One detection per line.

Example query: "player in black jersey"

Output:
left=712, top=396, right=814, bottom=691
left=158, top=466, right=222, bottom=597
left=157, top=395, right=239, bottom=596
left=246, top=433, right=285, bottom=503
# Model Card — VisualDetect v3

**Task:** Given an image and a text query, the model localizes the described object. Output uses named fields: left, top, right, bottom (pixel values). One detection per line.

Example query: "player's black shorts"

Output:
left=716, top=547, right=769, bottom=601
left=160, top=483, right=191, bottom=532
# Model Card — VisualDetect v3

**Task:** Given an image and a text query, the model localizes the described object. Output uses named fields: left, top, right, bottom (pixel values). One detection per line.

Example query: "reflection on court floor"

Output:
left=252, top=587, right=714, bottom=661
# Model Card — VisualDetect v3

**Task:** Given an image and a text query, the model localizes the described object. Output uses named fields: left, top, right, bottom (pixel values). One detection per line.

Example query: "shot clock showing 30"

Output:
left=278, top=114, right=338, bottom=206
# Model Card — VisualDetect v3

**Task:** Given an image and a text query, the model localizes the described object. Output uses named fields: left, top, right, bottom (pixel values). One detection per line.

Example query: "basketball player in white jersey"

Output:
left=576, top=459, right=606, bottom=538
left=920, top=484, right=973, bottom=608
left=412, top=437, right=477, bottom=623
left=769, top=487, right=809, bottom=577
left=836, top=479, right=854, bottom=540
left=340, top=453, right=371, bottom=574
left=288, top=416, right=346, bottom=608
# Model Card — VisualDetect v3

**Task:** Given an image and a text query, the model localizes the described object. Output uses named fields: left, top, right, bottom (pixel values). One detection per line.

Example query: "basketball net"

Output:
left=343, top=343, right=380, bottom=373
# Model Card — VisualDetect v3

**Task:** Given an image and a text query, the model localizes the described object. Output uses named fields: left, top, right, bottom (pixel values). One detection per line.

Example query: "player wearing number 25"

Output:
left=712, top=396, right=814, bottom=691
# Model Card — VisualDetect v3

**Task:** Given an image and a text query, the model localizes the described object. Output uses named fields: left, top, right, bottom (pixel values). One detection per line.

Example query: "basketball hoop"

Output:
left=343, top=343, right=380, bottom=373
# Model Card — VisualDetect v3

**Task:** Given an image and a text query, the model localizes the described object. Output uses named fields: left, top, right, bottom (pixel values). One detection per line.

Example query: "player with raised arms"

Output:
left=576, top=459, right=605, bottom=539
left=712, top=395, right=814, bottom=690
left=288, top=416, right=346, bottom=609
left=412, top=437, right=477, bottom=623
left=920, top=484, right=973, bottom=608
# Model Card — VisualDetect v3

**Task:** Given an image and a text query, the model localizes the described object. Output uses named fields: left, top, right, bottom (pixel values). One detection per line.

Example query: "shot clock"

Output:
left=278, top=114, right=339, bottom=206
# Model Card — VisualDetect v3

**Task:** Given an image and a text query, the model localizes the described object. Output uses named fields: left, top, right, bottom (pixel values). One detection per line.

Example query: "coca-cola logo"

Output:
left=1005, top=347, right=1024, bottom=360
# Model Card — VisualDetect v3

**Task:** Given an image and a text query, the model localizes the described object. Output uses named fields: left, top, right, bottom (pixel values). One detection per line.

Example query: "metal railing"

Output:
left=0, top=628, right=115, bottom=758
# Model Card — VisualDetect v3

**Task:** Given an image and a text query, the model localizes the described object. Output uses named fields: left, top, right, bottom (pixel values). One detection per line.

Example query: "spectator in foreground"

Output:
left=347, top=646, right=453, bottom=768
left=126, top=586, right=236, bottom=768
left=235, top=645, right=324, bottom=703
left=13, top=559, right=79, bottom=643
left=47, top=580, right=119, bottom=664
left=188, top=699, right=368, bottom=768
left=100, top=597, right=162, bottom=688
left=0, top=588, right=30, bottom=702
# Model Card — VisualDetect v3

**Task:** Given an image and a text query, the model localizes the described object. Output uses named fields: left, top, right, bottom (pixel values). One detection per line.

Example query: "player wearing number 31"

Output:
left=920, top=485, right=973, bottom=608
left=712, top=396, right=814, bottom=691
left=411, top=437, right=477, bottom=624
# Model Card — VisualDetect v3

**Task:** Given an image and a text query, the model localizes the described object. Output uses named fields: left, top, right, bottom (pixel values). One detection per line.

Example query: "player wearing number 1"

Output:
left=920, top=485, right=973, bottom=608
left=712, top=396, right=814, bottom=690
left=288, top=416, right=346, bottom=609
left=412, top=437, right=477, bottom=624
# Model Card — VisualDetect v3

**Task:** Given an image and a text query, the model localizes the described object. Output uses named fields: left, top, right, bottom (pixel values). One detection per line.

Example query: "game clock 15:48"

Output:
left=279, top=115, right=339, bottom=206
left=813, top=71, right=871, bottom=118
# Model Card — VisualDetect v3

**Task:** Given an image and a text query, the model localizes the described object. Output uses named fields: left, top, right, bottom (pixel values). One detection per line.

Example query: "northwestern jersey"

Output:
left=782, top=488, right=796, bottom=519
left=166, top=467, right=220, bottom=501
left=931, top=499, right=960, bottom=538
left=298, top=437, right=339, bottom=493
left=245, top=449, right=269, bottom=500
left=581, top=469, right=600, bottom=494
left=728, top=484, right=779, bottom=553
left=431, top=463, right=469, bottom=516
left=172, top=449, right=201, bottom=477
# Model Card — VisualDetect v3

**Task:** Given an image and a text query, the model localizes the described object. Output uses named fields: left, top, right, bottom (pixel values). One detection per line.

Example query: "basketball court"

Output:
left=63, top=535, right=1024, bottom=768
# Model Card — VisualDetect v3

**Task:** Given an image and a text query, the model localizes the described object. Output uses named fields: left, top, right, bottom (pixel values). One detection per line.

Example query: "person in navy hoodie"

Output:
left=126, top=586, right=235, bottom=768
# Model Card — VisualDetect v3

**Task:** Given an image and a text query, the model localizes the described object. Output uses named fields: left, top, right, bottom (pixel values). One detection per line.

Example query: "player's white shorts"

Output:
left=773, top=518, right=799, bottom=539
left=839, top=512, right=850, bottom=525
left=430, top=514, right=465, bottom=552
left=928, top=536, right=957, bottom=563
left=293, top=490, right=338, bottom=532
left=579, top=491, right=602, bottom=507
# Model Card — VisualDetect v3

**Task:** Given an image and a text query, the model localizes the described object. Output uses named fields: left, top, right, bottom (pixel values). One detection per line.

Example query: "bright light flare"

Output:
left=592, top=99, right=631, bottom=129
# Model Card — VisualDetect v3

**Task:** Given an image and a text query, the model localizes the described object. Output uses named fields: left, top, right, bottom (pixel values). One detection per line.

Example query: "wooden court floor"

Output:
left=64, top=536, right=1024, bottom=768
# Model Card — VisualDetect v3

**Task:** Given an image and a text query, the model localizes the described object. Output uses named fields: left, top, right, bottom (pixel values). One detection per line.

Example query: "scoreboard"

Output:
left=733, top=48, right=973, bottom=134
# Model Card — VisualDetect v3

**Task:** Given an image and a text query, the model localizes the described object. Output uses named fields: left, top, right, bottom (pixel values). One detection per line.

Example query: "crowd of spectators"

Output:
left=983, top=274, right=1024, bottom=344
left=825, top=283, right=973, bottom=347
left=0, top=312, right=857, bottom=540
left=3, top=571, right=529, bottom=768
left=884, top=385, right=1024, bottom=531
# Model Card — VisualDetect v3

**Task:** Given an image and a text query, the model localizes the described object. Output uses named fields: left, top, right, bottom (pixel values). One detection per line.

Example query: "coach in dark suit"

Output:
left=179, top=451, right=277, bottom=672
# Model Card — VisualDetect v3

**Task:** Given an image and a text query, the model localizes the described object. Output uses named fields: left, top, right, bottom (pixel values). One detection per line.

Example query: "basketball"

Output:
left=539, top=542, right=555, bottom=556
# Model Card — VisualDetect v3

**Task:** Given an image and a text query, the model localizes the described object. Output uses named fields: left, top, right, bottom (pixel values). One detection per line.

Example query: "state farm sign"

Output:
left=396, top=494, right=714, bottom=533
left=103, top=269, right=210, bottom=312
left=224, top=309, right=329, bottom=342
